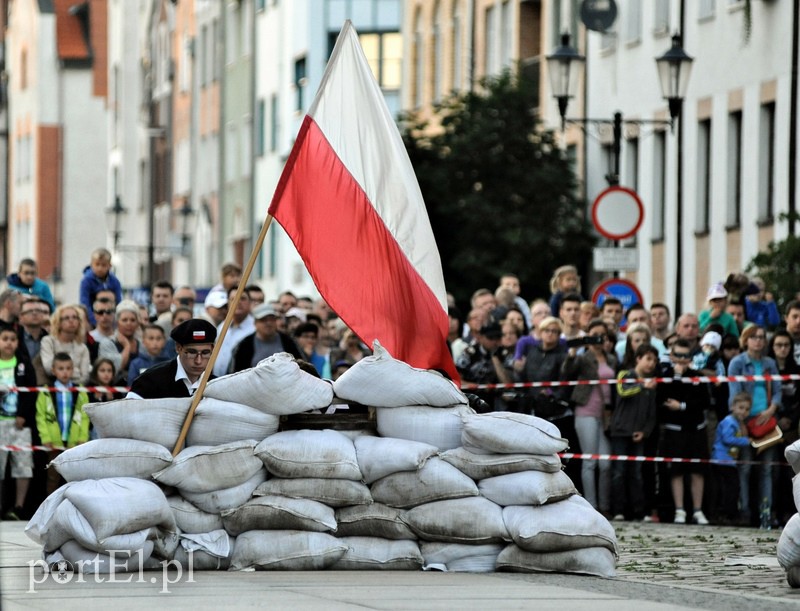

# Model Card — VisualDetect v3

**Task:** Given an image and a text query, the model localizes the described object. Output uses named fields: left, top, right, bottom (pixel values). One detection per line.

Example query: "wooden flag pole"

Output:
left=172, top=215, right=276, bottom=456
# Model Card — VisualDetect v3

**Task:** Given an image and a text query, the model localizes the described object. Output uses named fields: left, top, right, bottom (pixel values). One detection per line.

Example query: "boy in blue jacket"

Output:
left=711, top=392, right=752, bottom=524
left=79, top=248, right=123, bottom=326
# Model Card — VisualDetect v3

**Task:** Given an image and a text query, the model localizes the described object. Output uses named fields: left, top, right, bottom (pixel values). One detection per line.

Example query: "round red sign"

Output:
left=591, top=186, right=644, bottom=241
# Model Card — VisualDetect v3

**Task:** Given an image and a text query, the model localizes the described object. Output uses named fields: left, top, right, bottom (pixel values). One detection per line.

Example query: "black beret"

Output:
left=170, top=319, right=217, bottom=345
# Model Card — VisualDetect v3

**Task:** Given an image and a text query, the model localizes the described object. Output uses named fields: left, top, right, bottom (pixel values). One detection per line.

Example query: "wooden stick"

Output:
left=172, top=215, right=276, bottom=456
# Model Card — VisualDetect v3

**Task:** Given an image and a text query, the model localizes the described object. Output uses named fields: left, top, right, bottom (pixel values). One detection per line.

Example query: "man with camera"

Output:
left=455, top=320, right=511, bottom=413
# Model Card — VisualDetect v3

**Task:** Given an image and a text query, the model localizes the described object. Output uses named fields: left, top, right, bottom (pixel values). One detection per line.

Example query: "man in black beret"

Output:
left=454, top=319, right=511, bottom=412
left=127, top=319, right=218, bottom=399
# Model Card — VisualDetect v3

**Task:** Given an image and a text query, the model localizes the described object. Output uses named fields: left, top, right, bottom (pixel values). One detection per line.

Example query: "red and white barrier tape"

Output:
left=2, top=385, right=129, bottom=393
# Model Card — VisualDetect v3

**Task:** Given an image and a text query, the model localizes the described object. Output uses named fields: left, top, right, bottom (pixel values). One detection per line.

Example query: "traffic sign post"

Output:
left=592, top=278, right=644, bottom=329
left=591, top=186, right=644, bottom=242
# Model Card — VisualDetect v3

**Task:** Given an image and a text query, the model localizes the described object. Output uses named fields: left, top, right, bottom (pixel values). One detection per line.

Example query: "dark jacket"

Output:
left=128, top=359, right=215, bottom=399
left=561, top=349, right=618, bottom=406
left=1, top=352, right=39, bottom=441
left=655, top=363, right=710, bottom=430
left=610, top=370, right=657, bottom=438
left=229, top=332, right=303, bottom=373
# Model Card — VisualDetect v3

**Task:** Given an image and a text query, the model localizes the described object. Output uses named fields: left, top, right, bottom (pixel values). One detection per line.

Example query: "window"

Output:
left=433, top=2, right=443, bottom=103
left=726, top=111, right=742, bottom=228
left=625, top=1, right=642, bottom=42
left=269, top=94, right=278, bottom=152
left=625, top=137, right=639, bottom=192
left=485, top=5, right=498, bottom=75
left=696, top=119, right=712, bottom=233
left=255, top=99, right=265, bottom=157
left=699, top=0, right=715, bottom=20
left=452, top=3, right=462, bottom=91
left=414, top=10, right=424, bottom=107
left=225, top=122, right=237, bottom=182
left=359, top=32, right=402, bottom=91
left=200, top=26, right=208, bottom=87
left=20, top=49, right=27, bottom=90
left=211, top=19, right=219, bottom=81
left=242, top=0, right=252, bottom=57
left=225, top=4, right=236, bottom=65
left=654, top=0, right=670, bottom=33
left=294, top=57, right=307, bottom=112
left=180, top=34, right=191, bottom=93
left=758, top=102, right=775, bottom=222
left=242, top=115, right=251, bottom=178
left=500, top=0, right=513, bottom=69
left=652, top=131, right=667, bottom=241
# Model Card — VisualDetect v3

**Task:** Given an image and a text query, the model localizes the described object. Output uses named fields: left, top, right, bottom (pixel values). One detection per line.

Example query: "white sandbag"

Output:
left=64, top=478, right=176, bottom=541
left=186, top=398, right=280, bottom=446
left=221, top=495, right=337, bottom=536
left=25, top=484, right=75, bottom=545
left=180, top=530, right=233, bottom=558
left=180, top=469, right=267, bottom=514
left=420, top=542, right=503, bottom=572
left=335, top=504, right=417, bottom=540
left=86, top=397, right=191, bottom=449
left=229, top=530, right=348, bottom=570
left=331, top=537, right=423, bottom=570
left=50, top=438, right=173, bottom=482
left=402, top=497, right=509, bottom=543
left=174, top=545, right=231, bottom=571
left=503, top=496, right=617, bottom=553
left=778, top=513, right=800, bottom=569
left=333, top=340, right=468, bottom=407
left=789, top=566, right=800, bottom=588
left=254, top=429, right=362, bottom=480
left=355, top=436, right=439, bottom=484
left=153, top=440, right=262, bottom=493
left=439, top=447, right=562, bottom=480
left=204, top=352, right=334, bottom=415
left=496, top=544, right=616, bottom=577
left=167, top=496, right=224, bottom=534
left=370, top=458, right=478, bottom=508
left=59, top=540, right=155, bottom=574
left=254, top=478, right=372, bottom=508
left=479, top=470, right=576, bottom=506
left=462, top=412, right=568, bottom=455
left=787, top=440, right=800, bottom=474
left=376, top=405, right=474, bottom=451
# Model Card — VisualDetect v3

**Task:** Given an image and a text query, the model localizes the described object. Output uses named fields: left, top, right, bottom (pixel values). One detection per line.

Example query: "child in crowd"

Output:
left=699, top=283, right=740, bottom=338
left=127, top=324, right=169, bottom=385
left=87, top=357, right=123, bottom=440
left=745, top=276, right=781, bottom=330
left=548, top=265, right=582, bottom=317
left=36, top=352, right=90, bottom=493
left=711, top=392, right=752, bottom=524
left=0, top=324, right=36, bottom=519
left=79, top=248, right=123, bottom=327
left=609, top=344, right=659, bottom=521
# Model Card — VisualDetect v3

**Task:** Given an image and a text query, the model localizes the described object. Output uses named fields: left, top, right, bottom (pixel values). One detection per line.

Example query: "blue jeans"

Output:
left=610, top=436, right=645, bottom=517
left=738, top=444, right=777, bottom=520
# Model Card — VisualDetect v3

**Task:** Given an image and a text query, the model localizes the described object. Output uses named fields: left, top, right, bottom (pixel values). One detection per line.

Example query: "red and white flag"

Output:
left=268, top=21, right=458, bottom=381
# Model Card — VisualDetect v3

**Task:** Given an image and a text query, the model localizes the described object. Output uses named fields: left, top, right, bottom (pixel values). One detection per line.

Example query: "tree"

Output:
left=402, top=70, right=595, bottom=308
left=746, top=212, right=800, bottom=311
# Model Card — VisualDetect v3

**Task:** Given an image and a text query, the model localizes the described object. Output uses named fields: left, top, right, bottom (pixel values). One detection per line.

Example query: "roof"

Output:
left=55, top=0, right=91, bottom=62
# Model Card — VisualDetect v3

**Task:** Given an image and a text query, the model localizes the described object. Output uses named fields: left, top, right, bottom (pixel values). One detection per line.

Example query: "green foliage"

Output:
left=745, top=212, right=800, bottom=310
left=402, top=70, right=595, bottom=308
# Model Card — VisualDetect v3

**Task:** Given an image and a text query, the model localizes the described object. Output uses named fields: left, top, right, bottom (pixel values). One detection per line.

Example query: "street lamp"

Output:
left=178, top=199, right=196, bottom=257
left=105, top=195, right=127, bottom=249
left=546, top=33, right=585, bottom=130
left=655, top=34, right=694, bottom=123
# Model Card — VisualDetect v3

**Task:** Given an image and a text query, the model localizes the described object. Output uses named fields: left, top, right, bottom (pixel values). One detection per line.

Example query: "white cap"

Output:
left=701, top=331, right=722, bottom=350
left=204, top=290, right=228, bottom=309
left=707, top=282, right=728, bottom=300
left=284, top=307, right=307, bottom=322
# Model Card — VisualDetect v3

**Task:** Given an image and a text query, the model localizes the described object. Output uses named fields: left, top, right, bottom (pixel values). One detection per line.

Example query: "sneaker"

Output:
left=643, top=513, right=660, bottom=523
left=693, top=510, right=709, bottom=525
left=674, top=509, right=686, bottom=524
left=612, top=514, right=625, bottom=521
left=2, top=508, right=20, bottom=521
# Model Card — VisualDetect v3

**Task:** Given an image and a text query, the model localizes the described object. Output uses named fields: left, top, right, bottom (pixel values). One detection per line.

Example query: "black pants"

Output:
left=713, top=464, right=740, bottom=520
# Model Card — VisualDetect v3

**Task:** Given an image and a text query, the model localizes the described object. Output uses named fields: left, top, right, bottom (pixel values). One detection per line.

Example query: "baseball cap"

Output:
left=701, top=331, right=722, bottom=350
left=252, top=303, right=279, bottom=320
left=204, top=291, right=228, bottom=309
left=284, top=307, right=308, bottom=322
left=707, top=283, right=728, bottom=300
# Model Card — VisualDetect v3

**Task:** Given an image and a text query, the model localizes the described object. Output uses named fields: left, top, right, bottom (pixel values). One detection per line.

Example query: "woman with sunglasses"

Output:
left=728, top=324, right=783, bottom=529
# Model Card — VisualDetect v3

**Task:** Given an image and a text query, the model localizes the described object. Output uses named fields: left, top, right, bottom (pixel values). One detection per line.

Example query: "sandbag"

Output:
left=204, top=352, right=334, bottom=415
left=787, top=439, right=800, bottom=474
left=254, top=429, right=362, bottom=480
left=496, top=544, right=616, bottom=578
left=174, top=545, right=231, bottom=571
left=794, top=475, right=800, bottom=515
left=167, top=495, right=224, bottom=534
left=376, top=405, right=474, bottom=451
left=479, top=470, right=577, bottom=506
left=59, top=539, right=155, bottom=574
left=402, top=497, right=509, bottom=544
left=221, top=495, right=337, bottom=536
left=355, top=436, right=439, bottom=484
left=50, top=438, right=173, bottom=482
left=335, top=504, right=417, bottom=540
left=331, top=537, right=423, bottom=570
left=461, top=412, right=568, bottom=455
left=86, top=398, right=191, bottom=449
left=153, top=440, right=262, bottom=493
left=180, top=469, right=267, bottom=514
left=420, top=542, right=503, bottom=572
left=254, top=478, right=372, bottom=508
left=179, top=530, right=233, bottom=560
left=439, top=447, right=562, bottom=480
left=229, top=530, right=347, bottom=570
left=778, top=513, right=800, bottom=569
left=64, top=478, right=176, bottom=541
left=26, top=483, right=77, bottom=545
left=502, top=496, right=617, bottom=553
left=370, top=458, right=478, bottom=508
left=186, top=398, right=280, bottom=446
left=333, top=340, right=468, bottom=407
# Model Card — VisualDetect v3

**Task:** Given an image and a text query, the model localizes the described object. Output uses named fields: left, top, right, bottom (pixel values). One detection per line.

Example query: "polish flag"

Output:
left=268, top=21, right=458, bottom=382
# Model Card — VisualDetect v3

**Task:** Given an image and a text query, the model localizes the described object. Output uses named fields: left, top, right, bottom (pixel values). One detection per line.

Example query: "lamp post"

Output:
left=546, top=32, right=692, bottom=304
left=105, top=195, right=127, bottom=250
left=178, top=199, right=196, bottom=258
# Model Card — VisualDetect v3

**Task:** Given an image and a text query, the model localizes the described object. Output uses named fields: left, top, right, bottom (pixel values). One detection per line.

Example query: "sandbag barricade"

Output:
left=26, top=348, right=616, bottom=578
left=780, top=440, right=800, bottom=586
